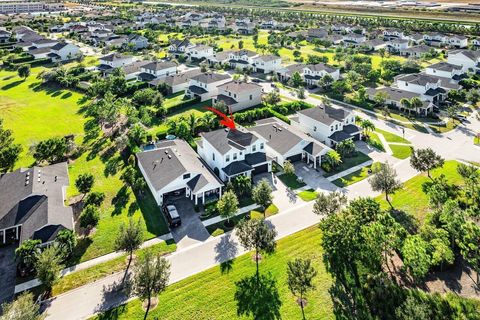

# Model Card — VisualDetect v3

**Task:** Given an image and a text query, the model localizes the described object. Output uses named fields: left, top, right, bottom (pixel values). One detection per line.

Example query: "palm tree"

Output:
left=325, top=150, right=342, bottom=169
left=188, top=113, right=201, bottom=136
left=399, top=98, right=412, bottom=115
left=410, top=97, right=423, bottom=117
left=360, top=119, right=375, bottom=137
left=202, top=112, right=217, bottom=131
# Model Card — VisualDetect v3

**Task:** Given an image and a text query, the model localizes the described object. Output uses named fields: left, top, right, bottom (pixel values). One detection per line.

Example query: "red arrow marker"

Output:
left=205, top=107, right=236, bottom=130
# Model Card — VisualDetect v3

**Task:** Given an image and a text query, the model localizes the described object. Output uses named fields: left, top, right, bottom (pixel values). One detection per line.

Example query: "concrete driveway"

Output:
left=293, top=161, right=338, bottom=193
left=253, top=172, right=300, bottom=211
left=165, top=196, right=210, bottom=250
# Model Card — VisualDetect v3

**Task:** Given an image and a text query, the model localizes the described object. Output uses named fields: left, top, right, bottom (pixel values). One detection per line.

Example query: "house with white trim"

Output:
left=185, top=72, right=231, bottom=101
left=212, top=81, right=263, bottom=113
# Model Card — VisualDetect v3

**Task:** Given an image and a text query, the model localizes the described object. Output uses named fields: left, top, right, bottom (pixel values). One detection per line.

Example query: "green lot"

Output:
left=332, top=164, right=373, bottom=187
left=96, top=226, right=334, bottom=320
left=0, top=69, right=170, bottom=262
left=324, top=151, right=371, bottom=177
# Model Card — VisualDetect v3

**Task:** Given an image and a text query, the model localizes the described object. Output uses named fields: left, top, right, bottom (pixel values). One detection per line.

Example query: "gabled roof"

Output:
left=217, top=81, right=262, bottom=94
left=297, top=105, right=349, bottom=125
left=150, top=68, right=201, bottom=87
left=201, top=128, right=258, bottom=155
left=427, top=62, right=463, bottom=72
left=449, top=49, right=480, bottom=62
left=396, top=73, right=440, bottom=86
left=142, top=60, right=177, bottom=71
left=190, top=72, right=230, bottom=84
left=100, top=52, right=132, bottom=62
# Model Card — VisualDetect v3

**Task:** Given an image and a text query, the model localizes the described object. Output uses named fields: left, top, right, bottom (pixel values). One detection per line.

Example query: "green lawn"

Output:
left=51, top=240, right=176, bottom=297
left=277, top=173, right=306, bottom=189
left=332, top=165, right=372, bottom=187
left=428, top=121, right=457, bottom=133
left=324, top=152, right=372, bottom=177
left=297, top=189, right=319, bottom=201
left=366, top=132, right=385, bottom=151
left=390, top=144, right=413, bottom=160
left=95, top=227, right=334, bottom=320
left=1, top=68, right=170, bottom=262
left=376, top=128, right=409, bottom=144
left=376, top=160, right=463, bottom=223
left=163, top=91, right=188, bottom=109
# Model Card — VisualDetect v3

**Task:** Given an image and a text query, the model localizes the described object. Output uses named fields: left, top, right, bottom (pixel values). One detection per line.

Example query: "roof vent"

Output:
left=165, top=150, right=169, bottom=154
left=278, top=128, right=282, bottom=132
left=168, top=155, right=172, bottom=159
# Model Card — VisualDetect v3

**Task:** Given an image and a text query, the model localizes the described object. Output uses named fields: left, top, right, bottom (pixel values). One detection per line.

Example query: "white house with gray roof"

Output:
left=186, top=72, right=231, bottom=101
left=198, top=128, right=271, bottom=181
left=149, top=68, right=202, bottom=94
left=213, top=81, right=263, bottom=113
left=138, top=60, right=177, bottom=82
left=366, top=87, right=434, bottom=116
left=292, top=105, right=361, bottom=147
left=251, top=55, right=282, bottom=73
left=277, top=63, right=340, bottom=86
left=249, top=118, right=330, bottom=169
left=447, top=49, right=480, bottom=72
left=425, top=62, right=466, bottom=80
left=98, top=53, right=134, bottom=70
left=137, top=139, right=223, bottom=206
left=186, top=44, right=214, bottom=61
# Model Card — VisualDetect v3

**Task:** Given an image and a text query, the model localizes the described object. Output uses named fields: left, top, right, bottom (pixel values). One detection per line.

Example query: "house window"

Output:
left=335, top=124, right=338, bottom=130
left=233, top=153, right=237, bottom=160
left=330, top=126, right=334, bottom=131
left=212, top=153, right=215, bottom=161
left=252, top=145, right=257, bottom=152
left=260, top=143, right=264, bottom=149
left=226, top=155, right=230, bottom=162
left=234, top=94, right=237, bottom=99
left=249, top=95, right=252, bottom=100
left=183, top=173, right=191, bottom=179
left=314, top=126, right=317, bottom=132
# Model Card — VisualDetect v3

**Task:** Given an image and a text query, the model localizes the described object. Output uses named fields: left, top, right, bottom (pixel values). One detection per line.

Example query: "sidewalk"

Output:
left=15, top=233, right=173, bottom=294
left=42, top=201, right=318, bottom=320
left=202, top=203, right=258, bottom=227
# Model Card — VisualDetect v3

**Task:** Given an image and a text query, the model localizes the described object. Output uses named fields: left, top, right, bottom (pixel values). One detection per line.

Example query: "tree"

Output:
left=430, top=237, right=454, bottom=271
left=410, top=97, right=423, bottom=116
left=252, top=178, right=273, bottom=217
left=133, top=88, right=163, bottom=107
left=262, top=91, right=281, bottom=106
left=395, top=295, right=433, bottom=320
left=373, top=91, right=388, bottom=107
left=79, top=205, right=100, bottom=229
left=458, top=221, right=480, bottom=285
left=360, top=119, right=375, bottom=137
left=318, top=74, right=334, bottom=90
left=35, top=245, right=64, bottom=295
left=55, top=229, right=76, bottom=260
left=128, top=123, right=147, bottom=147
left=115, top=218, right=144, bottom=271
left=216, top=190, right=239, bottom=227
left=0, top=292, right=44, bottom=320
left=456, top=163, right=479, bottom=206
left=15, top=239, right=40, bottom=276
left=232, top=175, right=252, bottom=198
left=369, top=162, right=402, bottom=208
left=313, top=191, right=347, bottom=216
left=133, top=249, right=170, bottom=320
left=33, top=137, right=68, bottom=164
left=236, top=218, right=277, bottom=278
left=324, top=150, right=342, bottom=169
left=75, top=173, right=94, bottom=199
left=446, top=104, right=460, bottom=124
left=84, top=191, right=105, bottom=207
left=287, top=258, right=317, bottom=320
left=0, top=118, right=23, bottom=173
left=336, top=139, right=355, bottom=158
left=289, top=71, right=304, bottom=88
left=410, top=148, right=444, bottom=179
left=283, top=160, right=295, bottom=176
left=399, top=98, right=412, bottom=115
left=18, top=64, right=31, bottom=80
left=402, top=235, right=431, bottom=281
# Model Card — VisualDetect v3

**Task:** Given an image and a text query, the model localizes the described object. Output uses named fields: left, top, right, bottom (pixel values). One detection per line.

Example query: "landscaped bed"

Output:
left=277, top=173, right=306, bottom=189
left=297, top=189, right=319, bottom=201
left=323, top=152, right=372, bottom=178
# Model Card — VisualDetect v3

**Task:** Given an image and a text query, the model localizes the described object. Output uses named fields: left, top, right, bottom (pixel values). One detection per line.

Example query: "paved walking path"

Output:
left=202, top=203, right=258, bottom=227
left=15, top=233, right=173, bottom=294
left=326, top=160, right=373, bottom=181
left=376, top=131, right=393, bottom=155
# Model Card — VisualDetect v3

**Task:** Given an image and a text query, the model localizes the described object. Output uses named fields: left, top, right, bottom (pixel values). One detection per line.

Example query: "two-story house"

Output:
left=395, top=73, right=448, bottom=103
left=251, top=55, right=282, bottom=73
left=388, top=39, right=410, bottom=53
left=307, top=28, right=329, bottom=40
left=342, top=33, right=366, bottom=46
left=138, top=60, right=178, bottom=82
left=249, top=117, right=330, bottom=169
left=423, top=33, right=447, bottom=47
left=228, top=49, right=258, bottom=70
left=425, top=62, right=466, bottom=80
left=126, top=34, right=149, bottom=50
left=447, top=49, right=480, bottom=72
left=366, top=86, right=434, bottom=116
left=186, top=44, right=214, bottom=61
left=149, top=68, right=202, bottom=94
left=213, top=81, right=263, bottom=113
left=446, top=35, right=468, bottom=48
left=383, top=29, right=406, bottom=41
left=186, top=72, right=231, bottom=101
left=198, top=128, right=271, bottom=181
left=48, top=42, right=81, bottom=62
left=302, top=64, right=341, bottom=86
left=292, top=105, right=361, bottom=147
left=168, top=38, right=195, bottom=58
left=98, top=53, right=134, bottom=71
left=137, top=139, right=223, bottom=206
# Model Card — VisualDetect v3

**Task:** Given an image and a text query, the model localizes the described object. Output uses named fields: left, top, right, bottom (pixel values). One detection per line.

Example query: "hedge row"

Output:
left=166, top=96, right=200, bottom=114
left=8, top=55, right=34, bottom=64
left=3, top=57, right=51, bottom=69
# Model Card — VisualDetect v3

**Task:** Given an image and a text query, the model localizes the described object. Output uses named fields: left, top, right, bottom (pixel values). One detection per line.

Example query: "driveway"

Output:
left=253, top=172, right=300, bottom=211
left=293, top=161, right=338, bottom=193
left=0, top=245, right=16, bottom=305
left=166, top=196, right=210, bottom=250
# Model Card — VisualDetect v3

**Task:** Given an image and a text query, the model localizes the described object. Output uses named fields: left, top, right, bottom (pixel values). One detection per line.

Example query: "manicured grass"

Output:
left=0, top=68, right=87, bottom=167
left=297, top=189, right=319, bottom=201
left=51, top=240, right=176, bottom=297
left=95, top=227, right=334, bottom=320
left=163, top=91, right=188, bottom=109
left=390, top=144, right=413, bottom=160
left=474, top=137, right=480, bottom=145
left=376, top=161, right=464, bottom=223
left=332, top=165, right=372, bottom=187
left=376, top=128, right=409, bottom=144
left=366, top=132, right=385, bottom=152
left=324, top=152, right=372, bottom=177
left=278, top=173, right=306, bottom=190
left=428, top=121, right=457, bottom=133
left=205, top=212, right=249, bottom=236
left=1, top=68, right=170, bottom=262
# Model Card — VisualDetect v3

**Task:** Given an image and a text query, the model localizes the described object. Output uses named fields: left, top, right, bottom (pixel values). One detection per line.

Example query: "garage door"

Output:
left=253, top=164, right=268, bottom=175
left=286, top=154, right=302, bottom=163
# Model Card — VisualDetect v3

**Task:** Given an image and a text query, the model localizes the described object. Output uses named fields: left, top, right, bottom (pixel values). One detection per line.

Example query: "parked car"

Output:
left=163, top=204, right=181, bottom=227
left=454, top=114, right=467, bottom=122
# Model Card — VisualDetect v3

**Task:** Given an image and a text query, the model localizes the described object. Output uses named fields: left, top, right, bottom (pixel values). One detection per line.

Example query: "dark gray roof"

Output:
left=29, top=47, right=51, bottom=55
left=150, top=68, right=201, bottom=87
left=33, top=39, right=57, bottom=45
left=343, top=124, right=361, bottom=134
left=201, top=128, right=258, bottom=155
left=143, top=60, right=176, bottom=71
left=217, top=81, right=262, bottom=94
left=329, top=131, right=352, bottom=143
left=449, top=50, right=480, bottom=62
left=188, top=85, right=208, bottom=95
left=297, top=105, right=349, bottom=125
left=0, top=162, right=72, bottom=243
left=245, top=152, right=268, bottom=166
left=138, top=72, right=157, bottom=81
left=51, top=42, right=69, bottom=51
left=427, top=62, right=463, bottom=72
left=303, top=142, right=324, bottom=156
left=137, top=139, right=222, bottom=193
left=190, top=72, right=230, bottom=84
left=216, top=94, right=237, bottom=106
left=254, top=55, right=280, bottom=62
left=396, top=73, right=440, bottom=86
left=100, top=52, right=131, bottom=62
left=305, top=63, right=337, bottom=73
left=222, top=161, right=253, bottom=176
left=366, top=86, right=420, bottom=102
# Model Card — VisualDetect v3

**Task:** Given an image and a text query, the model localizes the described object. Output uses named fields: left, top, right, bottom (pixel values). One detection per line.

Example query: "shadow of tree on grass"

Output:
left=1, top=80, right=23, bottom=90
left=234, top=273, right=282, bottom=320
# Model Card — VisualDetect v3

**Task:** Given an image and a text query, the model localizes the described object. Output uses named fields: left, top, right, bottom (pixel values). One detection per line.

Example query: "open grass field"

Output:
left=389, top=144, right=413, bottom=159
left=376, top=128, right=409, bottom=144
left=324, top=151, right=372, bottom=177
left=376, top=160, right=463, bottom=223
left=95, top=226, right=334, bottom=320
left=0, top=68, right=170, bottom=262
left=332, top=164, right=372, bottom=187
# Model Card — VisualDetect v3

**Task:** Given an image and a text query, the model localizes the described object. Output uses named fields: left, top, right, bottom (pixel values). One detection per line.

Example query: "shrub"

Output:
left=211, top=228, right=225, bottom=237
left=79, top=205, right=100, bottom=229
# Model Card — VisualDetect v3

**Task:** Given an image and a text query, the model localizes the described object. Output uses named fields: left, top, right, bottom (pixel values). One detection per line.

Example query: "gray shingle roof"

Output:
left=217, top=81, right=262, bottom=94
left=297, top=105, right=349, bottom=125
left=190, top=72, right=230, bottom=84
left=201, top=128, right=258, bottom=155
